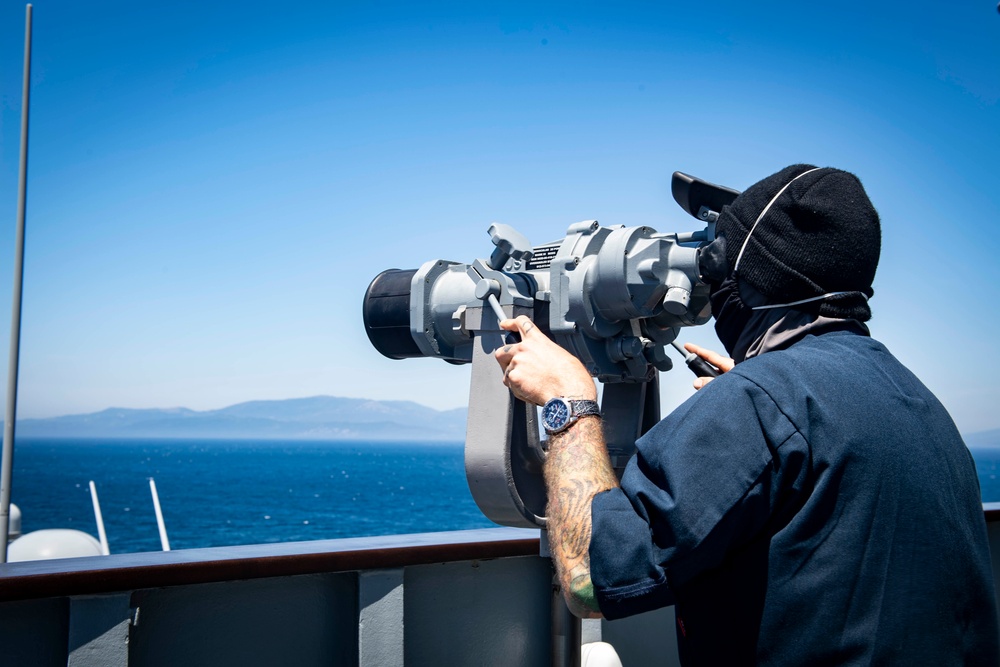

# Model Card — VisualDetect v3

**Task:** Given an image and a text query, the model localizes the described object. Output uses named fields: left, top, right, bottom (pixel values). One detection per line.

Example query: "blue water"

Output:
left=972, top=448, right=1000, bottom=503
left=11, top=438, right=497, bottom=554
left=10, top=438, right=1000, bottom=555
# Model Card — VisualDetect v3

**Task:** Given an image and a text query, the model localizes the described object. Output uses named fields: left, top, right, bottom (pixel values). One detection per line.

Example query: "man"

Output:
left=495, top=164, right=999, bottom=665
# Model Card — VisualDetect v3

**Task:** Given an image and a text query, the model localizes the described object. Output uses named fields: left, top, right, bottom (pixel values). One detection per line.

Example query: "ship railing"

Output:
left=2, top=508, right=999, bottom=666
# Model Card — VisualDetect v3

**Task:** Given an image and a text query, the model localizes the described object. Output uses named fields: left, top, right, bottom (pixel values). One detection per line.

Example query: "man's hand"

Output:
left=683, top=343, right=734, bottom=390
left=494, top=316, right=596, bottom=405
left=493, top=315, right=611, bottom=619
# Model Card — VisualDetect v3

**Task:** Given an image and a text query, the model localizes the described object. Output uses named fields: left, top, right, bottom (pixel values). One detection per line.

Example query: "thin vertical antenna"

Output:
left=149, top=478, right=170, bottom=551
left=89, top=481, right=110, bottom=555
left=0, top=4, right=33, bottom=564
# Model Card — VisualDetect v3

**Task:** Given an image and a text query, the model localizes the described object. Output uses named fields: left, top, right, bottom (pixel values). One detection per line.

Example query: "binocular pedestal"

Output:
left=463, top=323, right=661, bottom=529
left=465, top=330, right=548, bottom=528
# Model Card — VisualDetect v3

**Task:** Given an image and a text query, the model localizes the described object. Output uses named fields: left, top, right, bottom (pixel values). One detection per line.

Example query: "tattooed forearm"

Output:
left=545, top=415, right=618, bottom=618
left=568, top=570, right=600, bottom=618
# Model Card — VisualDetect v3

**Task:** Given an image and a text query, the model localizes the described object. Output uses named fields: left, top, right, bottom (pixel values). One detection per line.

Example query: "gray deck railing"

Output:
left=2, top=510, right=999, bottom=666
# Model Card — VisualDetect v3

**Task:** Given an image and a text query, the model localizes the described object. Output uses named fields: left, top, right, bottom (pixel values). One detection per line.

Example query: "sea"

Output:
left=10, top=437, right=1000, bottom=555
left=10, top=437, right=497, bottom=554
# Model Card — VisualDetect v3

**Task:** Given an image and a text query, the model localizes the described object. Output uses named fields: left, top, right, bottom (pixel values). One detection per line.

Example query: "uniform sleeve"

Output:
left=589, top=371, right=807, bottom=620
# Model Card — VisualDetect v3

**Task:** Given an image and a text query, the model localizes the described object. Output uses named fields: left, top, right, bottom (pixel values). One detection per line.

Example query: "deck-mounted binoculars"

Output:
left=364, top=172, right=740, bottom=528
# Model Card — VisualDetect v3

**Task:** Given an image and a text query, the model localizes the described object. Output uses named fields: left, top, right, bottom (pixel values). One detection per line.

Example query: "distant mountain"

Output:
left=13, top=398, right=994, bottom=447
left=14, top=396, right=468, bottom=442
left=965, top=428, right=1000, bottom=449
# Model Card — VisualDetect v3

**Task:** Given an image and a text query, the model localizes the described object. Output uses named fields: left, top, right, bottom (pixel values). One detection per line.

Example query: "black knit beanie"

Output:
left=715, top=164, right=881, bottom=321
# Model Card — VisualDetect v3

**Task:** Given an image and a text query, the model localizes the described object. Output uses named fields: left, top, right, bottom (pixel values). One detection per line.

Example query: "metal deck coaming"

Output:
left=0, top=527, right=540, bottom=603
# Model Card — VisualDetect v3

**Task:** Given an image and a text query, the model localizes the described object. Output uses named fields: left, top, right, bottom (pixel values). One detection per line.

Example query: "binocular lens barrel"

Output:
left=363, top=269, right=422, bottom=360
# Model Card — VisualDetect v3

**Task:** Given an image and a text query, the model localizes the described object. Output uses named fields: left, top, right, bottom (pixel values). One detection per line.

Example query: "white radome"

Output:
left=7, top=528, right=103, bottom=561
left=8, top=503, right=21, bottom=539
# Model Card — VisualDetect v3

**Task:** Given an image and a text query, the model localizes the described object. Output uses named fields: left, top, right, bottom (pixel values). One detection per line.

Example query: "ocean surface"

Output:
left=10, top=437, right=1000, bottom=555
left=11, top=437, right=497, bottom=554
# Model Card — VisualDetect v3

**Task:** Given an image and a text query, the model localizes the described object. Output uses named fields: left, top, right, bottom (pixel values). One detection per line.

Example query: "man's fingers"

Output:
left=684, top=342, right=735, bottom=373
left=494, top=341, right=516, bottom=365
left=500, top=315, right=538, bottom=338
left=693, top=377, right=715, bottom=390
left=499, top=317, right=519, bottom=332
left=515, top=316, right=537, bottom=337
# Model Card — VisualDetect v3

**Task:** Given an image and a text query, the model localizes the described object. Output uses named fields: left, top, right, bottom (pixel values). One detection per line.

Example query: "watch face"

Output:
left=542, top=398, right=572, bottom=433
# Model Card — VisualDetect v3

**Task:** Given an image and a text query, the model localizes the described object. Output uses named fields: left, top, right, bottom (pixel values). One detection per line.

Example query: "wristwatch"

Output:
left=541, top=397, right=601, bottom=435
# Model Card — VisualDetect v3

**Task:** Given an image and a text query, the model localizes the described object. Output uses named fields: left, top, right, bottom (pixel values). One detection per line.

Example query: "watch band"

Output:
left=542, top=397, right=601, bottom=435
left=567, top=399, right=601, bottom=418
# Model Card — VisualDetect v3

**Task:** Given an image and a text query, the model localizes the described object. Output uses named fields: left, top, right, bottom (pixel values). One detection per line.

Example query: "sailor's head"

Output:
left=705, top=164, right=882, bottom=322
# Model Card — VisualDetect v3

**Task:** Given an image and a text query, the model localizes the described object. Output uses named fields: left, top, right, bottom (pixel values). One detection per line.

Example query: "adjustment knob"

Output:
left=487, top=223, right=534, bottom=269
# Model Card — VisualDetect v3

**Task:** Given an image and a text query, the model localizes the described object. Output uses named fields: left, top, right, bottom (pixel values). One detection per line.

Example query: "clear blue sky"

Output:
left=1, top=1, right=998, bottom=433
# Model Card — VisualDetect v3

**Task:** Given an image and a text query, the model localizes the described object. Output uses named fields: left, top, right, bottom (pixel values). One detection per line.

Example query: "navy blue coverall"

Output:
left=590, top=330, right=999, bottom=665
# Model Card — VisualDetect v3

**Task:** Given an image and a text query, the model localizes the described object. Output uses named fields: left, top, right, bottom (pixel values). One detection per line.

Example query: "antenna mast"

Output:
left=0, top=4, right=33, bottom=563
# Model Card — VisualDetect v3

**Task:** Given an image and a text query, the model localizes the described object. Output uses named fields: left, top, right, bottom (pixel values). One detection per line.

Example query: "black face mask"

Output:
left=699, top=234, right=750, bottom=358
left=709, top=275, right=754, bottom=360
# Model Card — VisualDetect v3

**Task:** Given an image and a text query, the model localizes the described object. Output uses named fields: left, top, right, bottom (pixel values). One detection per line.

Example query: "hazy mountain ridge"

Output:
left=14, top=396, right=467, bottom=441
left=965, top=428, right=1000, bottom=449
left=11, top=399, right=997, bottom=445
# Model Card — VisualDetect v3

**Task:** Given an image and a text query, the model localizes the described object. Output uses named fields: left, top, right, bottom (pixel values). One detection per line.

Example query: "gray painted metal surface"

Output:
left=465, top=330, right=547, bottom=529
left=387, top=217, right=717, bottom=532
left=359, top=569, right=404, bottom=666
left=128, top=573, right=357, bottom=666
left=0, top=597, right=68, bottom=666
left=67, top=594, right=130, bottom=667
left=404, top=554, right=552, bottom=666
